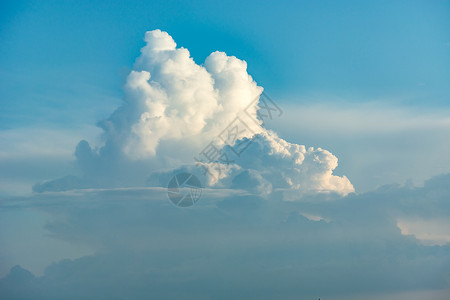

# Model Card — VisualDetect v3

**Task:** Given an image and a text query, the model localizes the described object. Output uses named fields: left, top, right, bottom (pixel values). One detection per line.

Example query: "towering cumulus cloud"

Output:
left=36, top=30, right=353, bottom=197
left=97, top=30, right=262, bottom=160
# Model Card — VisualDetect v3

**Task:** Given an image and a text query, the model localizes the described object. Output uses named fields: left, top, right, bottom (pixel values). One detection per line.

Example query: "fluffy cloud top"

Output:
left=99, top=29, right=262, bottom=160
left=234, top=132, right=354, bottom=195
left=35, top=30, right=353, bottom=197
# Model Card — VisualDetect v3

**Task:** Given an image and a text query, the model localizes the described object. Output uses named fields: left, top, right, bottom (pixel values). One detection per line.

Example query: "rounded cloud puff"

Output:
left=235, top=132, right=354, bottom=196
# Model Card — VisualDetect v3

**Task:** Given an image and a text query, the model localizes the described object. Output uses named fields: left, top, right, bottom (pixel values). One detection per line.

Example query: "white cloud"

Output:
left=219, top=131, right=354, bottom=196
left=41, top=30, right=353, bottom=197
left=102, top=29, right=263, bottom=161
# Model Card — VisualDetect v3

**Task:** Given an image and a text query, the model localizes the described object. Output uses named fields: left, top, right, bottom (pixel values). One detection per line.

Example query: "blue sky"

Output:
left=1, top=0, right=449, bottom=128
left=1, top=1, right=450, bottom=299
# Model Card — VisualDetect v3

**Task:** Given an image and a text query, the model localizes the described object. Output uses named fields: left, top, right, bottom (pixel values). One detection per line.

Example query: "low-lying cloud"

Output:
left=2, top=172, right=450, bottom=299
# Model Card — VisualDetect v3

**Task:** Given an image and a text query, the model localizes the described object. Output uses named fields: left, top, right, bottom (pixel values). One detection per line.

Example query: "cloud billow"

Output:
left=34, top=30, right=353, bottom=197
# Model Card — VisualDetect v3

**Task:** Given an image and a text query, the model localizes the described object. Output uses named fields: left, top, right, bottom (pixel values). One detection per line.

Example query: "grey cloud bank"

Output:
left=1, top=172, right=450, bottom=299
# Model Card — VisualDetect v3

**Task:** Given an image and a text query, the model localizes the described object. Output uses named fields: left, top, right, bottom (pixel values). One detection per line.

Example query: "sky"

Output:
left=1, top=1, right=450, bottom=299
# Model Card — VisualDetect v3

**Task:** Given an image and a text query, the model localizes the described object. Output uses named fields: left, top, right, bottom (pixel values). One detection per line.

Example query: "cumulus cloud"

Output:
left=35, top=29, right=353, bottom=197
left=97, top=29, right=262, bottom=161
left=228, top=131, right=354, bottom=195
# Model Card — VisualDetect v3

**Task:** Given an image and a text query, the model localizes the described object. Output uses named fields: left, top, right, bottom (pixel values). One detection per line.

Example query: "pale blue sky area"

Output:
left=1, top=0, right=449, bottom=129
